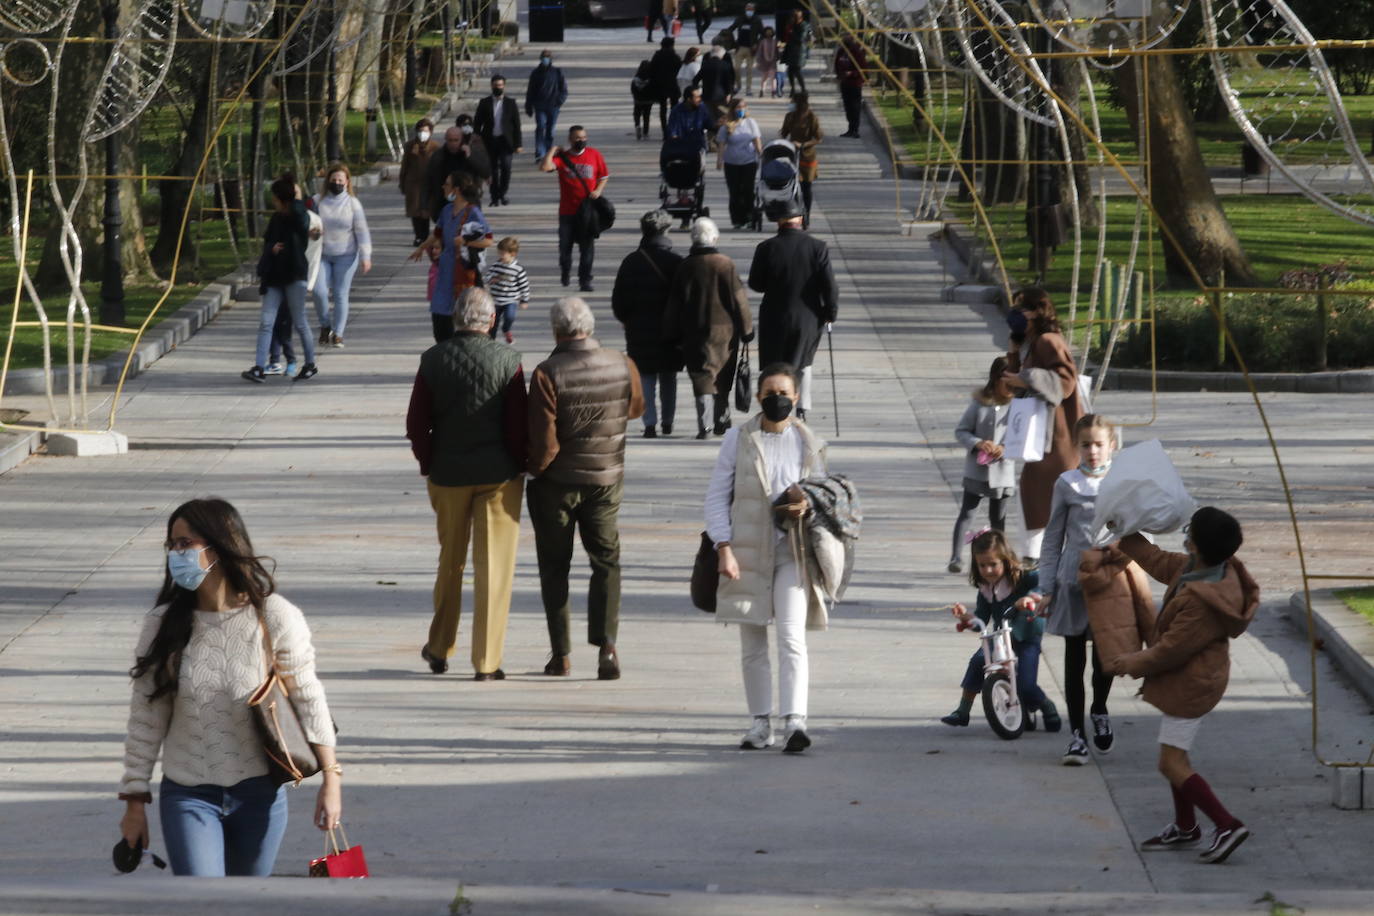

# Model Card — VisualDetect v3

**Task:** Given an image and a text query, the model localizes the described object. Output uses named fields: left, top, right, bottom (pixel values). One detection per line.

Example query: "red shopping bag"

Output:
left=309, top=825, right=369, bottom=878
left=671, top=17, right=683, bottom=36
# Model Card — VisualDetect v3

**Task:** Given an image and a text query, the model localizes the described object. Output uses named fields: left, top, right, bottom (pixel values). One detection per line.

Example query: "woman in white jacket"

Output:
left=313, top=163, right=373, bottom=347
left=118, top=498, right=341, bottom=876
left=704, top=361, right=828, bottom=753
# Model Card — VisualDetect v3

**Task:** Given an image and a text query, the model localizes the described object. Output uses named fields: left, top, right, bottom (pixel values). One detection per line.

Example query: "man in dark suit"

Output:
left=747, top=198, right=838, bottom=421
left=474, top=74, right=522, bottom=207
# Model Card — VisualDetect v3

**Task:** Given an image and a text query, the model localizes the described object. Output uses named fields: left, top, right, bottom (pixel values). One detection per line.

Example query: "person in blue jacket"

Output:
left=526, top=50, right=569, bottom=160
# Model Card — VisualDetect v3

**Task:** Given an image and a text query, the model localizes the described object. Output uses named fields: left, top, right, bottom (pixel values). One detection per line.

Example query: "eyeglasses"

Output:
left=1182, top=523, right=1191, bottom=535
left=164, top=538, right=206, bottom=552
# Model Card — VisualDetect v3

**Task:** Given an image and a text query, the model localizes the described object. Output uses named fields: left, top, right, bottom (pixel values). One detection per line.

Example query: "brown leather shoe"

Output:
left=473, top=669, right=506, bottom=681
left=420, top=645, right=448, bottom=674
left=597, top=643, right=621, bottom=681
left=543, top=654, right=570, bottom=676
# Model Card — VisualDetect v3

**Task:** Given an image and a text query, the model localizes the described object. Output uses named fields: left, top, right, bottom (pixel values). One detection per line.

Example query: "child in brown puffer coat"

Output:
left=1110, top=507, right=1260, bottom=865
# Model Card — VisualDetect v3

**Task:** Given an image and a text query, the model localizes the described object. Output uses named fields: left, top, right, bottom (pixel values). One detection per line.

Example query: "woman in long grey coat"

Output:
left=664, top=218, right=753, bottom=438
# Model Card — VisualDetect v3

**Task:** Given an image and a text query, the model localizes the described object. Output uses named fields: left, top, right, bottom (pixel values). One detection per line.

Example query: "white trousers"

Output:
left=739, top=556, right=809, bottom=719
left=1024, top=527, right=1045, bottom=559
left=799, top=365, right=813, bottom=411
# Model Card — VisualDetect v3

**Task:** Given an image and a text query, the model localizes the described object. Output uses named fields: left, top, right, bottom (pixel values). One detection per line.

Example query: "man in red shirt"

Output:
left=541, top=125, right=610, bottom=292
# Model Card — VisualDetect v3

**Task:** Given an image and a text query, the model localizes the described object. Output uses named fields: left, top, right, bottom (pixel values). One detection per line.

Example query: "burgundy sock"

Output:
left=1170, top=783, right=1197, bottom=831
left=1181, top=773, right=1240, bottom=831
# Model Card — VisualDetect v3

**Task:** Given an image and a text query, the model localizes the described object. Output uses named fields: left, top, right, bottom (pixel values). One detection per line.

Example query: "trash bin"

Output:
left=529, top=0, right=564, bottom=43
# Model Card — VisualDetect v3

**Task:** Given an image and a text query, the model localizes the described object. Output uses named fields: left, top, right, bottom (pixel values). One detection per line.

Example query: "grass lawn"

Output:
left=2, top=220, right=243, bottom=372
left=1335, top=587, right=1374, bottom=625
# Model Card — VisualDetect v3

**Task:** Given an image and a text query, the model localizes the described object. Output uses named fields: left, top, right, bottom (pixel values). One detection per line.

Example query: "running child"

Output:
left=949, top=356, right=1016, bottom=574
left=940, top=529, right=1059, bottom=731
left=484, top=236, right=531, bottom=344
left=1111, top=507, right=1258, bottom=863
left=1030, top=413, right=1117, bottom=765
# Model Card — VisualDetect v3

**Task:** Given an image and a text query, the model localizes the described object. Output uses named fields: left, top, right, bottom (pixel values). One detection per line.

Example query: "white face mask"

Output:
left=418, top=130, right=431, bottom=143
left=460, top=125, right=474, bottom=136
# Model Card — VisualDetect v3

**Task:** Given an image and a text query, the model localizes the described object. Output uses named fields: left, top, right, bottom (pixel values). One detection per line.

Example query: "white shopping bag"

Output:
left=1090, top=439, right=1197, bottom=547
left=1077, top=373, right=1094, bottom=414
left=1004, top=397, right=1049, bottom=463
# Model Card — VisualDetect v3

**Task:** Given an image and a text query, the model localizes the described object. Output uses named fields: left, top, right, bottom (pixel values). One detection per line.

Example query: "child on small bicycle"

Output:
left=940, top=529, right=1060, bottom=730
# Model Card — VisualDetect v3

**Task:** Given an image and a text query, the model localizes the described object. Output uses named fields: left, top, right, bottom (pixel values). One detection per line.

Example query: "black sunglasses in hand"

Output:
left=112, top=838, right=167, bottom=873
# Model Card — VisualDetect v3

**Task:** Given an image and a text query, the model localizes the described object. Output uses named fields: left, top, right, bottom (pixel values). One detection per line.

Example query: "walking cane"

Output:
left=825, top=322, right=839, bottom=437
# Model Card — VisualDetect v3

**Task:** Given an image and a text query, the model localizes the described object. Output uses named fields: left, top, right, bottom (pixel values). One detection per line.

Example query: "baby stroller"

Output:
left=659, top=137, right=710, bottom=229
left=752, top=138, right=803, bottom=231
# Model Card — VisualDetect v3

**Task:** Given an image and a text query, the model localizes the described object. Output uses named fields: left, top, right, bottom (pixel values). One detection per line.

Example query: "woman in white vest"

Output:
left=704, top=361, right=828, bottom=753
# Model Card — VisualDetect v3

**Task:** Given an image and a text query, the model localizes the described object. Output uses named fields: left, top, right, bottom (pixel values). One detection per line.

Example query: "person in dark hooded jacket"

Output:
left=649, top=37, right=683, bottom=136
left=1110, top=507, right=1260, bottom=865
left=612, top=210, right=686, bottom=438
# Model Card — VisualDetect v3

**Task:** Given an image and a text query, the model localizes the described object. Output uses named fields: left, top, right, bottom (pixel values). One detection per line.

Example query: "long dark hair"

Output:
left=979, top=355, right=1011, bottom=404
left=129, top=498, right=276, bottom=700
left=1014, top=286, right=1061, bottom=335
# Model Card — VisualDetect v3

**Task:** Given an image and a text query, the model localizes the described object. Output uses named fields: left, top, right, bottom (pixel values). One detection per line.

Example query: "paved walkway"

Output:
left=1, top=26, right=1372, bottom=913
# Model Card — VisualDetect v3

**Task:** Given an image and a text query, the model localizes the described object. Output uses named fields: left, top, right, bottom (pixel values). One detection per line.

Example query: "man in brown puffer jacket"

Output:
left=1110, top=507, right=1260, bottom=865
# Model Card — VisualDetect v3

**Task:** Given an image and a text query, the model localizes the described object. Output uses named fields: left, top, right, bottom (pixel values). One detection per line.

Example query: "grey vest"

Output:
left=419, top=332, right=522, bottom=487
left=540, top=338, right=633, bottom=486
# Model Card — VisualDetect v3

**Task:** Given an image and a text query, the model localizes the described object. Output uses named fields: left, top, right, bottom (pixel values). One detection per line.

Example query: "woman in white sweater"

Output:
left=313, top=163, right=373, bottom=348
left=704, top=362, right=828, bottom=754
left=118, top=498, right=340, bottom=876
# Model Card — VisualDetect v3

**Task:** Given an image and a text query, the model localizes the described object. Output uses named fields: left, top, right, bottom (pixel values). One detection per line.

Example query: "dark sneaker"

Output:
left=597, top=643, right=621, bottom=681
left=1140, top=823, right=1203, bottom=851
left=294, top=363, right=318, bottom=381
left=241, top=366, right=266, bottom=383
left=578, top=282, right=595, bottom=293
left=560, top=270, right=571, bottom=287
left=1062, top=730, right=1089, bottom=765
left=1025, top=710, right=1038, bottom=731
left=319, top=327, right=332, bottom=346
left=940, top=710, right=970, bottom=727
left=420, top=645, right=448, bottom=674
left=661, top=424, right=673, bottom=435
left=1091, top=713, right=1114, bottom=753
left=1199, top=823, right=1250, bottom=863
left=642, top=426, right=658, bottom=439
left=1040, top=698, right=1062, bottom=733
left=947, top=559, right=963, bottom=574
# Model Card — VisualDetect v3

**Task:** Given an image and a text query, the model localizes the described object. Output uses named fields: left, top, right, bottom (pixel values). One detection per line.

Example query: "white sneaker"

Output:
left=740, top=716, right=773, bottom=750
left=264, top=362, right=285, bottom=375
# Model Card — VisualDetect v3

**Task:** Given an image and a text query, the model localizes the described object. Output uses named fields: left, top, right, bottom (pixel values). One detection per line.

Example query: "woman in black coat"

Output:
left=649, top=37, right=683, bottom=137
left=612, top=210, right=686, bottom=438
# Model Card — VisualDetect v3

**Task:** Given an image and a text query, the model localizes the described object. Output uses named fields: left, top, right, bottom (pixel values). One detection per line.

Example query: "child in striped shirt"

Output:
left=485, top=236, right=530, bottom=343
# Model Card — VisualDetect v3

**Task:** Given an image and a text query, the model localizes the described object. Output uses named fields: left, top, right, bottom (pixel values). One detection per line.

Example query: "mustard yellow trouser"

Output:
left=426, top=476, right=523, bottom=673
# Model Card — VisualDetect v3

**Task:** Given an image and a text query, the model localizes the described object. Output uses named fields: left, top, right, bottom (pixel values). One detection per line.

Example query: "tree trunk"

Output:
left=1052, top=58, right=1097, bottom=229
left=149, top=61, right=215, bottom=274
left=1117, top=46, right=1257, bottom=287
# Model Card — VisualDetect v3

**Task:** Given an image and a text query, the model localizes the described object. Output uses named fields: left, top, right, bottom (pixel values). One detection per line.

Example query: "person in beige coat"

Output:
left=1109, top=508, right=1259, bottom=864
left=704, top=362, right=827, bottom=754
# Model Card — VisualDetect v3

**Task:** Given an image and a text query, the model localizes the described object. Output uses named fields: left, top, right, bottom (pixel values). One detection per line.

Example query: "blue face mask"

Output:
left=168, top=547, right=214, bottom=591
left=1006, top=309, right=1028, bottom=335
left=540, top=57, right=551, bottom=67
left=735, top=109, right=746, bottom=119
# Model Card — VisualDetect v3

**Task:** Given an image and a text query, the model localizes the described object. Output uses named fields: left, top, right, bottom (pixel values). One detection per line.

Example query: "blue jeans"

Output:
left=488, top=301, right=519, bottom=337
left=159, top=775, right=288, bottom=876
left=315, top=251, right=360, bottom=337
left=959, top=637, right=1048, bottom=711
left=533, top=107, right=560, bottom=158
left=640, top=370, right=677, bottom=430
left=256, top=281, right=314, bottom=369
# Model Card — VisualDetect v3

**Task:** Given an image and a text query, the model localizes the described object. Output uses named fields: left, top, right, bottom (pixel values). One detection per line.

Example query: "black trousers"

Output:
left=431, top=313, right=454, bottom=343
left=723, top=161, right=757, bottom=227
left=527, top=477, right=624, bottom=656
left=633, top=102, right=653, bottom=135
left=410, top=217, right=430, bottom=244
left=488, top=136, right=513, bottom=202
left=1063, top=633, right=1113, bottom=736
left=840, top=84, right=863, bottom=135
left=657, top=89, right=679, bottom=134
left=558, top=214, right=595, bottom=285
left=694, top=8, right=712, bottom=42
left=949, top=488, right=1007, bottom=562
left=786, top=60, right=806, bottom=95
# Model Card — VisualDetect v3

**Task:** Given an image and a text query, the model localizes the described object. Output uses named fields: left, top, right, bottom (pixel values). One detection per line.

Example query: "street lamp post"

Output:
left=100, top=0, right=125, bottom=327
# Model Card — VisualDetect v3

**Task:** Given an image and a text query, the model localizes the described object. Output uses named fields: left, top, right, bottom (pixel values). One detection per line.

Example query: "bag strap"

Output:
left=637, top=248, right=668, bottom=283
left=558, top=150, right=596, bottom=196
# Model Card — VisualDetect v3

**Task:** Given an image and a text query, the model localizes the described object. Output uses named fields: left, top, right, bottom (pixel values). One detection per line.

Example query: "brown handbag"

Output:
left=691, top=531, right=719, bottom=613
left=247, top=610, right=321, bottom=787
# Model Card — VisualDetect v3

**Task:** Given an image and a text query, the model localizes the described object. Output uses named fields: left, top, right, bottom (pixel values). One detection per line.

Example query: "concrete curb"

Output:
left=1285, top=588, right=1374, bottom=710
left=1098, top=365, right=1374, bottom=394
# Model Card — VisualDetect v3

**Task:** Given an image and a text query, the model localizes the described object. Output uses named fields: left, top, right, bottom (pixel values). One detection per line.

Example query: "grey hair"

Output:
left=455, top=287, right=495, bottom=330
left=690, top=217, right=719, bottom=248
left=640, top=209, right=672, bottom=235
left=550, top=296, right=595, bottom=338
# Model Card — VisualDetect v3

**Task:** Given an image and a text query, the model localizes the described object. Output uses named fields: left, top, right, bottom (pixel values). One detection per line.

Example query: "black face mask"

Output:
left=760, top=394, right=794, bottom=422
left=492, top=87, right=504, bottom=97
left=328, top=182, right=346, bottom=195
left=570, top=140, right=587, bottom=153
left=1006, top=309, right=1028, bottom=335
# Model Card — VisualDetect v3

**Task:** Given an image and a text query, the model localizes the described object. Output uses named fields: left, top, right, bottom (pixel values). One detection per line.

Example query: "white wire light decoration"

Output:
left=179, top=0, right=276, bottom=39
left=0, top=0, right=72, bottom=35
left=85, top=0, right=179, bottom=143
left=1026, top=0, right=1192, bottom=56
left=1202, top=0, right=1374, bottom=227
